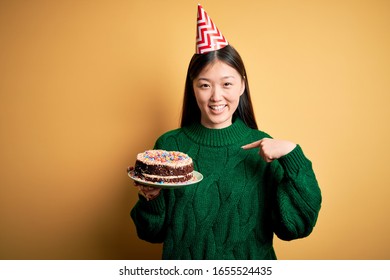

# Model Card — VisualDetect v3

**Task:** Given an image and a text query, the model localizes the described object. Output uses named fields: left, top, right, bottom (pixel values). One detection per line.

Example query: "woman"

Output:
left=130, top=44, right=321, bottom=259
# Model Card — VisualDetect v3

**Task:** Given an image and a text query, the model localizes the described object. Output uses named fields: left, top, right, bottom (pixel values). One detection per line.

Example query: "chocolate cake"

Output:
left=134, top=150, right=194, bottom=183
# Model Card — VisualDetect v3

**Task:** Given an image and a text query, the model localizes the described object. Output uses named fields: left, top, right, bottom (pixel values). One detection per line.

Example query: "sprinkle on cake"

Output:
left=134, top=150, right=194, bottom=183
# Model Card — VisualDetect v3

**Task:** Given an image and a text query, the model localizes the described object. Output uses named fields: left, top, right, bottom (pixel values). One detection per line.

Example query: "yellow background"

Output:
left=1, top=0, right=389, bottom=259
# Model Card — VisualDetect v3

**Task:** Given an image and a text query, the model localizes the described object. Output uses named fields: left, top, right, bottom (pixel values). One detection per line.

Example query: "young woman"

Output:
left=130, top=44, right=322, bottom=259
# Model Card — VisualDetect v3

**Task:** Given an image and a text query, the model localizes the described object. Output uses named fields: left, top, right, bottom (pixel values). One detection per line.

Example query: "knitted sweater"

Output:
left=130, top=118, right=321, bottom=260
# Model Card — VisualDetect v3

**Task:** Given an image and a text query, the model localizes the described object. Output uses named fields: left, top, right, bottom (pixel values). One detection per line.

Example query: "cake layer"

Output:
left=134, top=160, right=193, bottom=176
left=140, top=173, right=194, bottom=183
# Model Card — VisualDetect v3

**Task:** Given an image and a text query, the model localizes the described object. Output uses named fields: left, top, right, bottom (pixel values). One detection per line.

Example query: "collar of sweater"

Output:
left=182, top=118, right=251, bottom=147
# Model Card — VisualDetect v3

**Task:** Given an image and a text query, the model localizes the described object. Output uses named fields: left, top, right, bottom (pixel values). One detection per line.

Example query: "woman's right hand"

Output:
left=134, top=182, right=161, bottom=201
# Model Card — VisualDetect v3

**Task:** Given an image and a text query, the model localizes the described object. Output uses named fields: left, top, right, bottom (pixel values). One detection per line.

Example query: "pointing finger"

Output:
left=241, top=139, right=263, bottom=150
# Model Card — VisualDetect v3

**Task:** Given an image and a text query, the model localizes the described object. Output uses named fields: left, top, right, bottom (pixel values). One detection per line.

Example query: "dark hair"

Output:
left=180, top=45, right=258, bottom=129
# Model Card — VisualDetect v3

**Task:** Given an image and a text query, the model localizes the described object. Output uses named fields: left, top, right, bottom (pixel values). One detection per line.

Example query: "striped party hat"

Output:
left=196, top=4, right=229, bottom=54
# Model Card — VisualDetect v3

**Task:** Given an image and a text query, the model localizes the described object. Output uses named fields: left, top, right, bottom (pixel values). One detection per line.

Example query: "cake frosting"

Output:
left=134, top=150, right=194, bottom=183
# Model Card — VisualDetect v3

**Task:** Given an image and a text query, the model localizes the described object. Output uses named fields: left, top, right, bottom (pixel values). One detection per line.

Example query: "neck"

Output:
left=183, top=118, right=251, bottom=147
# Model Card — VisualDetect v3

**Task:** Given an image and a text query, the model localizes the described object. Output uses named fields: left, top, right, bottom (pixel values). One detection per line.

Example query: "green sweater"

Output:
left=131, top=118, right=321, bottom=259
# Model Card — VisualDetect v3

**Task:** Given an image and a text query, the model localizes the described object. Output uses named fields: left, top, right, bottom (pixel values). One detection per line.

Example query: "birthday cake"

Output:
left=133, top=150, right=194, bottom=183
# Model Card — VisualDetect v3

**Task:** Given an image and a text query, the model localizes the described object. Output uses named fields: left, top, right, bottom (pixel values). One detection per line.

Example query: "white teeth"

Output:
left=210, top=105, right=225, bottom=111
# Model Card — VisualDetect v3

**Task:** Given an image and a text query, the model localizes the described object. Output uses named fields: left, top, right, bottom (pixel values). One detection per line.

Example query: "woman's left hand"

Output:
left=241, top=138, right=296, bottom=163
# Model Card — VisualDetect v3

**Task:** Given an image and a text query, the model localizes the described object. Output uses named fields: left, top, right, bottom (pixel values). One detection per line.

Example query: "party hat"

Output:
left=196, top=4, right=229, bottom=54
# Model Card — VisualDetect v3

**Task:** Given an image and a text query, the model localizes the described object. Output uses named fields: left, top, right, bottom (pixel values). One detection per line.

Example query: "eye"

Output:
left=224, top=82, right=233, bottom=87
left=199, top=83, right=210, bottom=89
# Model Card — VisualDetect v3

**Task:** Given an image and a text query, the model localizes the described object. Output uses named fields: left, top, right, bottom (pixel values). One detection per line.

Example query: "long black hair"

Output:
left=180, top=45, right=258, bottom=129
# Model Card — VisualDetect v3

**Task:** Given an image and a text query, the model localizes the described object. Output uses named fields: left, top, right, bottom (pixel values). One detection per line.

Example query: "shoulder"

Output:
left=157, top=128, right=182, bottom=139
left=234, top=117, right=273, bottom=143
left=154, top=128, right=184, bottom=149
left=247, top=127, right=273, bottom=142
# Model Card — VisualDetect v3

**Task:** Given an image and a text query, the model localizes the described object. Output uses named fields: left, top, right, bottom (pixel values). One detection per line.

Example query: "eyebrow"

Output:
left=197, top=76, right=236, bottom=81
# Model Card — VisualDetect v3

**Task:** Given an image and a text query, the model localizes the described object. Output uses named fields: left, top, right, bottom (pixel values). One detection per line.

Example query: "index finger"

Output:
left=241, top=139, right=263, bottom=150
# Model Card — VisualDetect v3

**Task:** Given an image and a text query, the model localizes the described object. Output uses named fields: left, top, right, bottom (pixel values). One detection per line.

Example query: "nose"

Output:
left=210, top=86, right=223, bottom=101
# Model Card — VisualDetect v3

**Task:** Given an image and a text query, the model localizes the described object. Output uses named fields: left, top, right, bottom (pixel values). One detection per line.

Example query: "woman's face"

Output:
left=193, top=60, right=245, bottom=129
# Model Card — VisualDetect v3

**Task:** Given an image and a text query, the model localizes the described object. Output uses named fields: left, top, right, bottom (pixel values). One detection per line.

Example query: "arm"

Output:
left=242, top=139, right=322, bottom=240
left=270, top=145, right=322, bottom=240
left=130, top=137, right=170, bottom=243
left=130, top=191, right=167, bottom=243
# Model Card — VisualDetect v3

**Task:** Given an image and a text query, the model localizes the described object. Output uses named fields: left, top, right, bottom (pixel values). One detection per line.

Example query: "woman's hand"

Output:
left=241, top=138, right=296, bottom=163
left=128, top=166, right=161, bottom=201
left=135, top=182, right=161, bottom=201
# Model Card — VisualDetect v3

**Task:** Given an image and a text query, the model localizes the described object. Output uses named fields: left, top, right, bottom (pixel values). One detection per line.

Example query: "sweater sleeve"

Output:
left=130, top=191, right=167, bottom=243
left=270, top=145, right=322, bottom=241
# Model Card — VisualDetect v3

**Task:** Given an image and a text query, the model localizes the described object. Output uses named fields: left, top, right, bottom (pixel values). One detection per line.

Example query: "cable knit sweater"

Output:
left=130, top=118, right=321, bottom=259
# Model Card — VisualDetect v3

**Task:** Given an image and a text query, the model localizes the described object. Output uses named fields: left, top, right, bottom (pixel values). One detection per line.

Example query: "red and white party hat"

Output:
left=196, top=4, right=229, bottom=54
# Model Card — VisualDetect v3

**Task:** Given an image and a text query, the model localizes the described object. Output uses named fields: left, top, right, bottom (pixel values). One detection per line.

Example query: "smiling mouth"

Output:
left=209, top=105, right=226, bottom=112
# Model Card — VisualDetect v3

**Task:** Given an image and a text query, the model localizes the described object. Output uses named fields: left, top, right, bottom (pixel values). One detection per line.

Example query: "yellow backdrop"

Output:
left=1, top=0, right=389, bottom=259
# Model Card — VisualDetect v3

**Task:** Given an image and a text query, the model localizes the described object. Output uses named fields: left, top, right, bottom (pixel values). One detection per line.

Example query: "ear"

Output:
left=240, top=76, right=246, bottom=96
